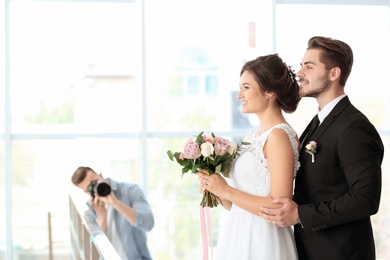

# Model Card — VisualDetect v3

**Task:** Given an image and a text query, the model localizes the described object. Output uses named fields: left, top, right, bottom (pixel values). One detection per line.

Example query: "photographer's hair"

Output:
left=307, top=36, right=353, bottom=87
left=240, top=53, right=301, bottom=113
left=72, top=166, right=96, bottom=185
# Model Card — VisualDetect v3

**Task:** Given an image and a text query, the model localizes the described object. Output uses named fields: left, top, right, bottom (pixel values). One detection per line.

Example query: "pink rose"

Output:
left=182, top=139, right=201, bottom=159
left=203, top=134, right=215, bottom=144
left=214, top=137, right=231, bottom=156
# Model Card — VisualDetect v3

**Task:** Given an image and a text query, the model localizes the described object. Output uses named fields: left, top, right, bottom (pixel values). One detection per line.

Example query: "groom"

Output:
left=259, top=36, right=384, bottom=260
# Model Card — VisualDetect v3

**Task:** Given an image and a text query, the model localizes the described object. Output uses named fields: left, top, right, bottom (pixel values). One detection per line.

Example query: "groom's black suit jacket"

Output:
left=293, top=96, right=384, bottom=260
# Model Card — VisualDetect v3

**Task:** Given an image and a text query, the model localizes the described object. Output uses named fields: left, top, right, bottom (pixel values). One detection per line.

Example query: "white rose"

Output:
left=228, top=141, right=238, bottom=155
left=201, top=142, right=214, bottom=157
left=305, top=141, right=317, bottom=153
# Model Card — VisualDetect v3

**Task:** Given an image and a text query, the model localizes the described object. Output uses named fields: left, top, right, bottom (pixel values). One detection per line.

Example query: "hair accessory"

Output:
left=288, top=66, right=295, bottom=83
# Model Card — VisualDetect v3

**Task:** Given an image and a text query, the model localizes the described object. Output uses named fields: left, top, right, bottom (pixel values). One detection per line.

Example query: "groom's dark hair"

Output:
left=307, top=36, right=353, bottom=87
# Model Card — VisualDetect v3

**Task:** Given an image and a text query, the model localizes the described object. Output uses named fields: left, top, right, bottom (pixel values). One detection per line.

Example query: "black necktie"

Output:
left=304, top=115, right=320, bottom=143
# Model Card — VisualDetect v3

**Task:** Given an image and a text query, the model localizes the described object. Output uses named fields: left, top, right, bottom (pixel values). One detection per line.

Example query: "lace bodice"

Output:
left=230, top=123, right=300, bottom=197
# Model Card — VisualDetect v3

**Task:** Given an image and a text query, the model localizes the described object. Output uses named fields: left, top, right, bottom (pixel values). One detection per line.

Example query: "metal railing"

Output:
left=69, top=193, right=121, bottom=260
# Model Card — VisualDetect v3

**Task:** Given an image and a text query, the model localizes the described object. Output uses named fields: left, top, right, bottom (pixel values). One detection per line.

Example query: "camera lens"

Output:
left=96, top=182, right=111, bottom=197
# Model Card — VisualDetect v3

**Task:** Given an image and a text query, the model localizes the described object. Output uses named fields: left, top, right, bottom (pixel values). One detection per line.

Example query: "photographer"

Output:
left=71, top=166, right=154, bottom=260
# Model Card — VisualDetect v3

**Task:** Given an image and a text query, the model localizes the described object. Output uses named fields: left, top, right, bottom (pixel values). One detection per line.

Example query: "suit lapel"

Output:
left=300, top=97, right=351, bottom=159
left=310, top=96, right=351, bottom=141
left=299, top=116, right=318, bottom=144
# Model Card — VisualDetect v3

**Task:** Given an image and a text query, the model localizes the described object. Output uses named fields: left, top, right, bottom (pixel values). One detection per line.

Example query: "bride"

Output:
left=197, top=53, right=300, bottom=260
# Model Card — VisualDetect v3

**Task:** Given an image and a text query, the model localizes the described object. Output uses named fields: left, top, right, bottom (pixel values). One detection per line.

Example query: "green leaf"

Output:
left=207, top=168, right=215, bottom=175
left=182, top=166, right=192, bottom=175
left=215, top=164, right=222, bottom=173
left=220, top=171, right=230, bottom=178
left=173, top=153, right=188, bottom=166
left=167, top=150, right=175, bottom=161
left=195, top=131, right=204, bottom=143
left=215, top=153, right=229, bottom=165
left=194, top=162, right=204, bottom=173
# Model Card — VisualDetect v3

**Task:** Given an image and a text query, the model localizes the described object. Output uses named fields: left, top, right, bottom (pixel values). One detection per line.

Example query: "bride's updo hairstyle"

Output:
left=240, top=54, right=301, bottom=113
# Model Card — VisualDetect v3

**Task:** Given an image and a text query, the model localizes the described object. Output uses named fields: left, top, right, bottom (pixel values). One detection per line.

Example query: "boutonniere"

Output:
left=305, top=141, right=317, bottom=163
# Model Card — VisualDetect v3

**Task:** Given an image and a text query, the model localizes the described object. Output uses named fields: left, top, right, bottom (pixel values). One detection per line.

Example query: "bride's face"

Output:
left=237, top=70, right=268, bottom=115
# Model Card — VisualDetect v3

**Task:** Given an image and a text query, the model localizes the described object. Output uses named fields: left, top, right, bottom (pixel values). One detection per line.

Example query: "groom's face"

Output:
left=297, top=49, right=331, bottom=98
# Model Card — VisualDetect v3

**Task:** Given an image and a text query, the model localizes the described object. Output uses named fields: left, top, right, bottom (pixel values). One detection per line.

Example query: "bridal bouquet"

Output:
left=167, top=131, right=240, bottom=208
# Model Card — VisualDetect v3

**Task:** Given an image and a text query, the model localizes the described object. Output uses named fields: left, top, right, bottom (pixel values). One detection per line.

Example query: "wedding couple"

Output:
left=197, top=36, right=384, bottom=260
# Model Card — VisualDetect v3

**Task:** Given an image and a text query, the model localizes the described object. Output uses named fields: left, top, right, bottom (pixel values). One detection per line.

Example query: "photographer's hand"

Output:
left=104, top=192, right=138, bottom=226
left=94, top=188, right=139, bottom=227
left=98, top=190, right=118, bottom=206
left=90, top=195, right=107, bottom=231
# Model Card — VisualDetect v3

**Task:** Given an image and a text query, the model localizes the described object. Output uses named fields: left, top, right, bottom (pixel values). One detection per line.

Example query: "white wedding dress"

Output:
left=215, top=123, right=299, bottom=260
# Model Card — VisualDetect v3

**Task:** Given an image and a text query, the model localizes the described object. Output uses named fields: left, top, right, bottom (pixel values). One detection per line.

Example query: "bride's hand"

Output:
left=197, top=168, right=208, bottom=193
left=197, top=168, right=230, bottom=199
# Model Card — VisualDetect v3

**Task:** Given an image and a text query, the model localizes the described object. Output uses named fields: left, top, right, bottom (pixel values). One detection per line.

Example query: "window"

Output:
left=1, top=0, right=389, bottom=259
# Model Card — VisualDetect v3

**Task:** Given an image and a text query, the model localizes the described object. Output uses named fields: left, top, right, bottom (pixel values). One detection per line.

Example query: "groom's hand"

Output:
left=259, top=197, right=299, bottom=227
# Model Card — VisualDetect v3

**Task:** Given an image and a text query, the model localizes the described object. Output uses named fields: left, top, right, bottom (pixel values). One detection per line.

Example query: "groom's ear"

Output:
left=329, top=67, right=341, bottom=82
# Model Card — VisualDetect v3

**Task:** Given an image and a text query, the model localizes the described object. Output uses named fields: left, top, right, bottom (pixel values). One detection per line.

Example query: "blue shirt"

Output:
left=88, top=178, right=154, bottom=260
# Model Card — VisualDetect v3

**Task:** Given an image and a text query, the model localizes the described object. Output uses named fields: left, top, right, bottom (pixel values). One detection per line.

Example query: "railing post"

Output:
left=48, top=212, right=53, bottom=260
left=69, top=192, right=121, bottom=260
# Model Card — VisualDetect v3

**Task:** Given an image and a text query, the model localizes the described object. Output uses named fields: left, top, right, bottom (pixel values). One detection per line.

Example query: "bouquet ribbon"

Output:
left=199, top=206, right=213, bottom=260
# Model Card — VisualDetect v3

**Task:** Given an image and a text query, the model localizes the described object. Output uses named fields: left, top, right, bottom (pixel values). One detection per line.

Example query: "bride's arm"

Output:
left=217, top=197, right=232, bottom=210
left=198, top=129, right=295, bottom=216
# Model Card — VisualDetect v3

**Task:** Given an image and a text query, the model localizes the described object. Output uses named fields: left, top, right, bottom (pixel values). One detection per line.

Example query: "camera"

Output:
left=86, top=180, right=111, bottom=198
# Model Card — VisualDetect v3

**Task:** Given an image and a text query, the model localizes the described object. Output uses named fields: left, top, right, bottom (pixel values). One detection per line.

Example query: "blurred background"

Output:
left=1, top=0, right=389, bottom=259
